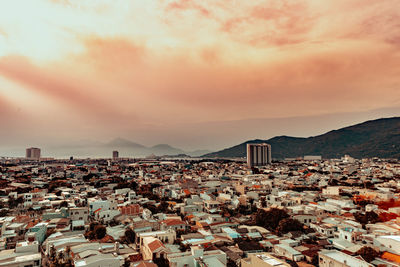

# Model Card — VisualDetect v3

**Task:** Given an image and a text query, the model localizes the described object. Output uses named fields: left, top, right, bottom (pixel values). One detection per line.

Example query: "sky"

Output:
left=0, top=0, right=399, bottom=155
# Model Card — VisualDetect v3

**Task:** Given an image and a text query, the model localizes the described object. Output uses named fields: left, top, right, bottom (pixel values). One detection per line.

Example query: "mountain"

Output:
left=150, top=144, right=186, bottom=156
left=189, top=149, right=214, bottom=157
left=42, top=138, right=213, bottom=158
left=203, top=117, right=400, bottom=159
left=105, top=138, right=146, bottom=148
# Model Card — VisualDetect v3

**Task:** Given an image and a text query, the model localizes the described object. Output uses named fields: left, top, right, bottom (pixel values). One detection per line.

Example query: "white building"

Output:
left=167, top=246, right=226, bottom=267
left=88, top=198, right=120, bottom=223
left=319, top=250, right=373, bottom=267
left=0, top=241, right=41, bottom=267
left=69, top=207, right=89, bottom=223
left=374, top=235, right=400, bottom=254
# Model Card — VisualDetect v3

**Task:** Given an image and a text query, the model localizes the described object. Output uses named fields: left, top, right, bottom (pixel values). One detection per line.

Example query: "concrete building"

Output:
left=247, top=143, right=272, bottom=167
left=69, top=207, right=89, bottom=223
left=242, top=253, right=291, bottom=267
left=112, top=150, right=119, bottom=160
left=25, top=222, right=47, bottom=244
left=319, top=250, right=373, bottom=267
left=304, top=155, right=322, bottom=160
left=141, top=237, right=170, bottom=261
left=273, top=244, right=304, bottom=262
left=138, top=229, right=176, bottom=247
left=167, top=246, right=227, bottom=267
left=374, top=236, right=400, bottom=254
left=26, top=147, right=41, bottom=160
left=0, top=241, right=41, bottom=267
left=88, top=198, right=121, bottom=223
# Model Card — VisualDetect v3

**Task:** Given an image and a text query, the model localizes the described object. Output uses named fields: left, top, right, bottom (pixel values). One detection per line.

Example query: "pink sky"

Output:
left=0, top=0, right=399, bottom=152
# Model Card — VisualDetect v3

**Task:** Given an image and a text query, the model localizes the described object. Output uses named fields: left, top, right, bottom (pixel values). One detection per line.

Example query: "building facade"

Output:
left=26, top=147, right=41, bottom=160
left=112, top=150, right=119, bottom=160
left=246, top=143, right=271, bottom=167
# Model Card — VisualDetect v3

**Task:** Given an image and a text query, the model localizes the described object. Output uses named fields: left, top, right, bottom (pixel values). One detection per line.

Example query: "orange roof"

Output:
left=26, top=220, right=39, bottom=229
left=382, top=252, right=400, bottom=264
left=137, top=262, right=157, bottom=267
left=342, top=212, right=354, bottom=217
left=252, top=185, right=261, bottom=189
left=147, top=239, right=165, bottom=252
left=15, top=215, right=31, bottom=223
left=162, top=219, right=185, bottom=226
left=99, top=235, right=115, bottom=243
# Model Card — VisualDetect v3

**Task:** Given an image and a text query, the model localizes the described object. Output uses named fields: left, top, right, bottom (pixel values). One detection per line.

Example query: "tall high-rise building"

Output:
left=246, top=143, right=271, bottom=168
left=26, top=147, right=41, bottom=160
left=112, top=150, right=119, bottom=160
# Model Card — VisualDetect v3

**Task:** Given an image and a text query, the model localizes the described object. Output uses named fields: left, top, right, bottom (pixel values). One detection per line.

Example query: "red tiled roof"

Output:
left=137, top=262, right=158, bottom=267
left=99, top=235, right=115, bottom=243
left=147, top=239, right=165, bottom=252
left=162, top=219, right=185, bottom=226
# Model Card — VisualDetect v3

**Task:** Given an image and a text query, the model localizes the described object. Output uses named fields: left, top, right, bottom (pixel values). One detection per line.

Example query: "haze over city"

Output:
left=2, top=2, right=400, bottom=267
left=0, top=0, right=399, bottom=156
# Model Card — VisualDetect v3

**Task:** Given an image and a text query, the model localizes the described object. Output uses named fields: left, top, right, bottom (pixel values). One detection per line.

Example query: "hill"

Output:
left=44, top=138, right=213, bottom=158
left=202, top=117, right=400, bottom=159
left=105, top=138, right=146, bottom=149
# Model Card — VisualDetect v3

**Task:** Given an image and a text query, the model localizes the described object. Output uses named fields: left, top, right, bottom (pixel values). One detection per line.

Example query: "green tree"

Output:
left=311, top=254, right=319, bottom=266
left=255, top=208, right=289, bottom=231
left=158, top=201, right=169, bottom=213
left=49, top=245, right=57, bottom=263
left=260, top=197, right=267, bottom=208
left=276, top=218, right=304, bottom=235
left=153, top=254, right=169, bottom=267
left=129, top=181, right=138, bottom=191
left=356, top=246, right=380, bottom=263
left=354, top=211, right=380, bottom=226
left=94, top=225, right=107, bottom=239
left=89, top=222, right=100, bottom=231
left=8, top=196, right=18, bottom=209
left=124, top=228, right=135, bottom=244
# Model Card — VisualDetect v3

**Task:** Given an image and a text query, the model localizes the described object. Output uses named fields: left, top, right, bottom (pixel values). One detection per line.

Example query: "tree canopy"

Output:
left=255, top=208, right=289, bottom=231
left=356, top=246, right=380, bottom=263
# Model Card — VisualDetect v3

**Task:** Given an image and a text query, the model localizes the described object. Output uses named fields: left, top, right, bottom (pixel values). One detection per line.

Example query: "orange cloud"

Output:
left=166, top=0, right=211, bottom=17
left=0, top=55, right=125, bottom=121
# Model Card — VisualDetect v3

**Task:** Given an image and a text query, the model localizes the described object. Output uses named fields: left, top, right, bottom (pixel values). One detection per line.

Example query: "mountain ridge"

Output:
left=202, top=117, right=400, bottom=159
left=44, top=138, right=213, bottom=158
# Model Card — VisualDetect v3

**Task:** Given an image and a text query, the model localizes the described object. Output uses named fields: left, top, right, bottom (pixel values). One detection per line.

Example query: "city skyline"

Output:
left=0, top=0, right=399, bottom=152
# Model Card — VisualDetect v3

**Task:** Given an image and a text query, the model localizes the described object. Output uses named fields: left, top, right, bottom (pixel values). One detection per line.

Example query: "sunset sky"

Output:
left=0, top=0, right=399, bottom=155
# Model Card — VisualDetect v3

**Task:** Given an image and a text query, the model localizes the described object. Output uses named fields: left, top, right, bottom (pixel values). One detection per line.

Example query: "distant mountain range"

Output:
left=202, top=117, right=400, bottom=159
left=45, top=138, right=212, bottom=158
